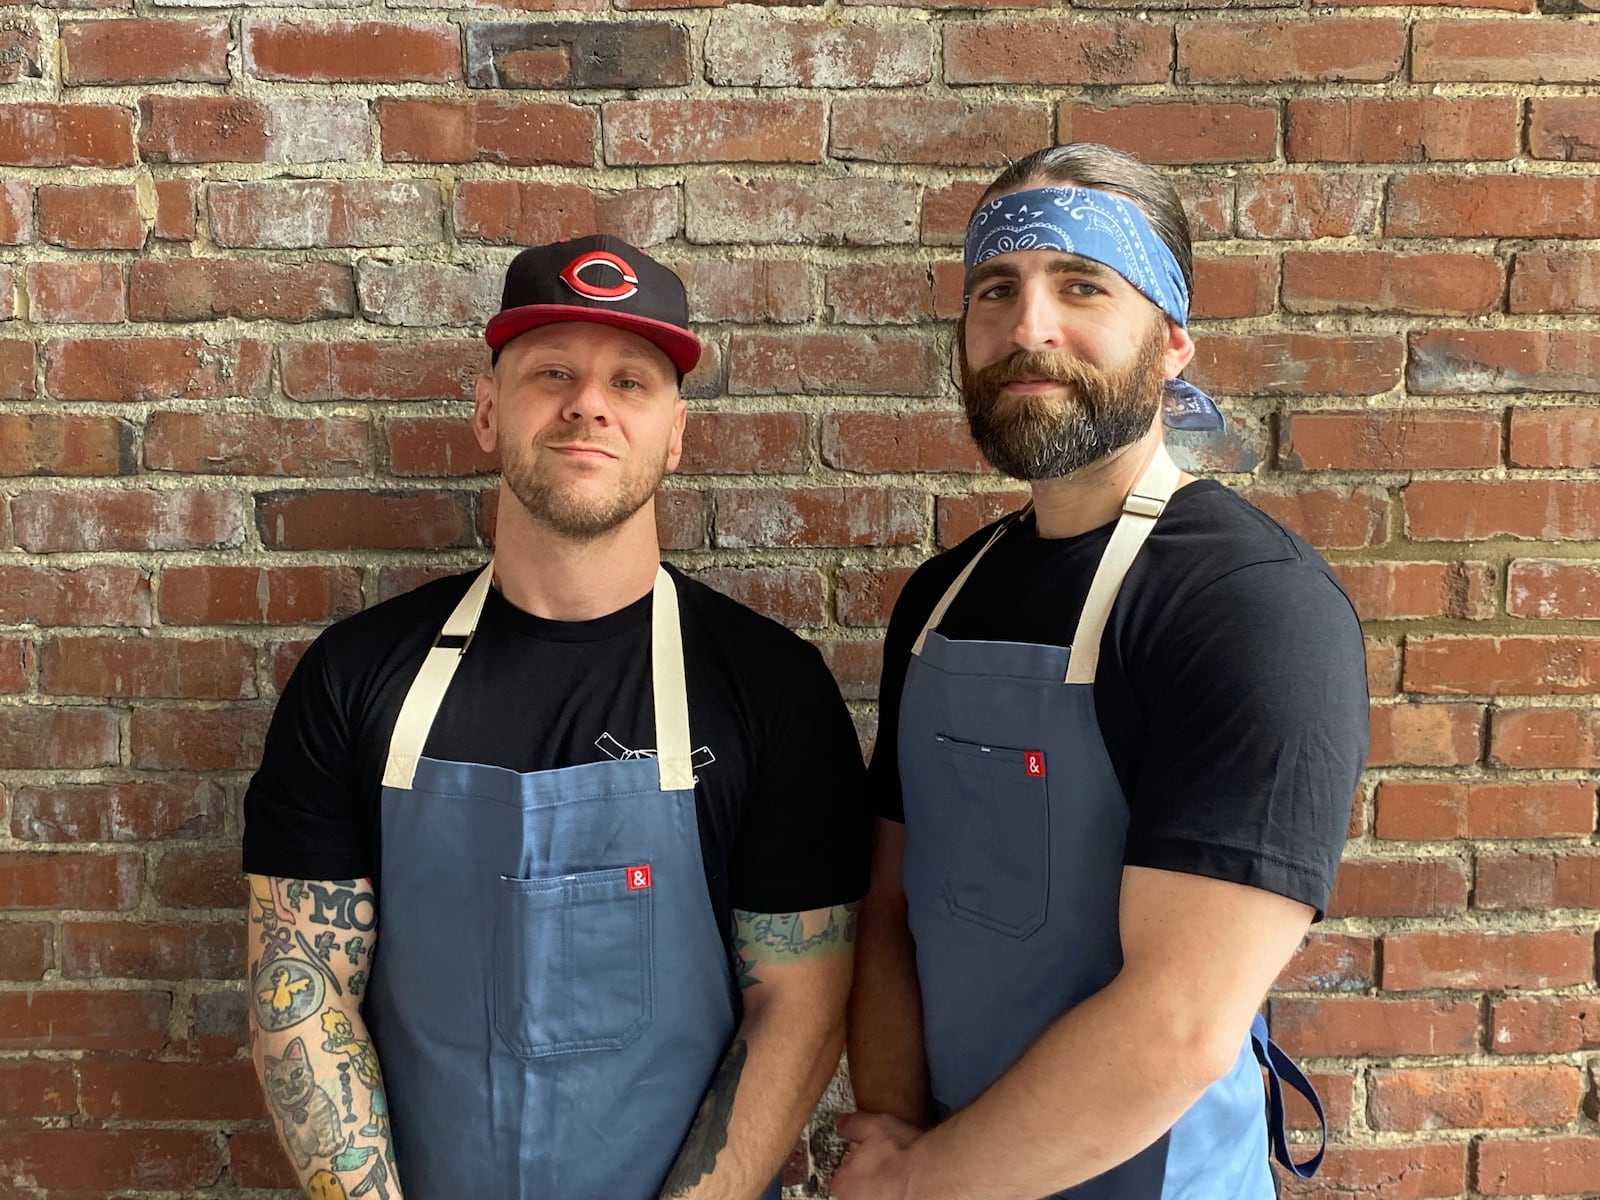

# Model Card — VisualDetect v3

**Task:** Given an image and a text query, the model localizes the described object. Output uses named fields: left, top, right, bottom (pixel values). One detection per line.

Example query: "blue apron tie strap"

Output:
left=1250, top=1013, right=1325, bottom=1179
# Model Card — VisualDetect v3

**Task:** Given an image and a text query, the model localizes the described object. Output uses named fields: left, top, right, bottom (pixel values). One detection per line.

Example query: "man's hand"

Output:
left=830, top=1111, right=922, bottom=1200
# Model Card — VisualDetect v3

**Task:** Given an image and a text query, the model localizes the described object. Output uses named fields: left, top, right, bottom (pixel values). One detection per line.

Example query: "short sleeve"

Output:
left=242, top=635, right=375, bottom=882
left=1120, top=560, right=1368, bottom=919
left=726, top=644, right=872, bottom=915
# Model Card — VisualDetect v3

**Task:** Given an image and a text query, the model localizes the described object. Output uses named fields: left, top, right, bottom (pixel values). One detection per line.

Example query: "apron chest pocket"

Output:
left=493, top=867, right=655, bottom=1058
left=935, top=735, right=1051, bottom=939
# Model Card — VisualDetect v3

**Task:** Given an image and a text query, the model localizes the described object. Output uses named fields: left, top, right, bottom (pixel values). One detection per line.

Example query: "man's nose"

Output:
left=563, top=377, right=611, bottom=423
left=1011, top=284, right=1064, bottom=354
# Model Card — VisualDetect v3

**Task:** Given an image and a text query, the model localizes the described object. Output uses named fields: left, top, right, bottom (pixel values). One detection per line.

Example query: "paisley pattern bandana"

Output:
left=963, top=186, right=1224, bottom=432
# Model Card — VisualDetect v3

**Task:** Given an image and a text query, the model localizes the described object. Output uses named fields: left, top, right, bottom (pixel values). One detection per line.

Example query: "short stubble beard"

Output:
left=502, top=433, right=669, bottom=541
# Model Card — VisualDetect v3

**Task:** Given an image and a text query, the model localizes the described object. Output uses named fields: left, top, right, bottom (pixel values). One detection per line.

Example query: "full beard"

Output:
left=502, top=436, right=668, bottom=540
left=959, top=319, right=1168, bottom=482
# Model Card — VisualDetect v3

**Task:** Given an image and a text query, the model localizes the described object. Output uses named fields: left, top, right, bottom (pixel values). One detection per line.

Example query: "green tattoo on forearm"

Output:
left=659, top=1038, right=747, bottom=1197
left=730, top=903, right=859, bottom=989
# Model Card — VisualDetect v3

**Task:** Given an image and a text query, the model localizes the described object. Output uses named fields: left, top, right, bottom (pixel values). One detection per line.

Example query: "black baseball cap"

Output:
left=485, top=234, right=702, bottom=376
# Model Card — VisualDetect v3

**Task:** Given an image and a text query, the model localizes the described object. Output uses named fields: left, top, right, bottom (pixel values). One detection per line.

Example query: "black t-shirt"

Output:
left=243, top=566, right=872, bottom=947
left=870, top=480, right=1368, bottom=918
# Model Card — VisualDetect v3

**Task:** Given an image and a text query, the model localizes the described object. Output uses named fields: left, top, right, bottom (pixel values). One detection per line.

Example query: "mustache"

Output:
left=969, top=349, right=1112, bottom=394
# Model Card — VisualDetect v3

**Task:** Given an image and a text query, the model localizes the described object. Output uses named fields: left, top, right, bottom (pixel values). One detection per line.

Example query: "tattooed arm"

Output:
left=247, top=874, right=404, bottom=1200
left=658, top=902, right=859, bottom=1200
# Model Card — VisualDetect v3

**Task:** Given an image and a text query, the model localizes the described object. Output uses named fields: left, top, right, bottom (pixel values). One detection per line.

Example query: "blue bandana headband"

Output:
left=963, top=186, right=1224, bottom=433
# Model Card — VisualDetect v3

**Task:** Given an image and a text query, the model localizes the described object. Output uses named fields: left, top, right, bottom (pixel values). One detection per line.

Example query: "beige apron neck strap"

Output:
left=381, top=563, right=694, bottom=794
left=382, top=562, right=495, bottom=790
left=651, top=566, right=695, bottom=792
left=1064, top=443, right=1181, bottom=685
left=910, top=505, right=1032, bottom=657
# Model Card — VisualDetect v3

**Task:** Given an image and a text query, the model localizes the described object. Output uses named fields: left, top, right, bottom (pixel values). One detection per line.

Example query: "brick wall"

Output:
left=1, top=2, right=1597, bottom=1196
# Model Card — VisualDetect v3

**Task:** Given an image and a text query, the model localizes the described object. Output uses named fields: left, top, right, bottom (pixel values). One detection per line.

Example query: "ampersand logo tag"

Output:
left=1025, top=751, right=1046, bottom=778
left=626, top=865, right=652, bottom=891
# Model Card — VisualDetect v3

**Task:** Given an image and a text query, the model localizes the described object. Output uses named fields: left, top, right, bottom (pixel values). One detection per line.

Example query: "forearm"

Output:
left=845, top=883, right=930, bottom=1126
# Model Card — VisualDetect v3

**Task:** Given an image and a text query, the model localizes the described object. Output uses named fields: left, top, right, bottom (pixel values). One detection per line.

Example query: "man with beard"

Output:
left=833, top=146, right=1369, bottom=1200
left=243, top=236, right=870, bottom=1200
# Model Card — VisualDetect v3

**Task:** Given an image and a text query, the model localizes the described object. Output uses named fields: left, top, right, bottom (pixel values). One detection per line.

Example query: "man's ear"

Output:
left=1162, top=320, right=1196, bottom=381
left=472, top=373, right=498, bottom=454
left=663, top=396, right=688, bottom=473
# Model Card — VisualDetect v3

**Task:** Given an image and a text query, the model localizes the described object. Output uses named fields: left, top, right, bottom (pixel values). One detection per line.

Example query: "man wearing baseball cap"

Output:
left=836, top=146, right=1369, bottom=1199
left=244, top=235, right=871, bottom=1199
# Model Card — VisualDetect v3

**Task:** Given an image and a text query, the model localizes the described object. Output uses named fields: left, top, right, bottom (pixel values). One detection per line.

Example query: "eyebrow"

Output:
left=967, top=254, right=1115, bottom=289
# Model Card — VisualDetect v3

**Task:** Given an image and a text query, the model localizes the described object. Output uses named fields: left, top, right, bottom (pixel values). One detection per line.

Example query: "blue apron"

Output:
left=898, top=446, right=1324, bottom=1199
left=366, top=564, right=782, bottom=1199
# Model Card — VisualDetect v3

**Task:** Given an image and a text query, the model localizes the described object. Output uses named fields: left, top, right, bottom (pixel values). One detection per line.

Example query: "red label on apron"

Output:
left=1024, top=751, right=1046, bottom=778
left=626, top=865, right=652, bottom=890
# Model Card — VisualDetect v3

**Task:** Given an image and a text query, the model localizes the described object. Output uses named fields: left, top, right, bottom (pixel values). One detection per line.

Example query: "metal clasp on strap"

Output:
left=1122, top=491, right=1167, bottom=519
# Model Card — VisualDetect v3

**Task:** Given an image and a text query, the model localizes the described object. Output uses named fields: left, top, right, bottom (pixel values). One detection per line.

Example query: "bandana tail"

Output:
left=1163, top=379, right=1226, bottom=433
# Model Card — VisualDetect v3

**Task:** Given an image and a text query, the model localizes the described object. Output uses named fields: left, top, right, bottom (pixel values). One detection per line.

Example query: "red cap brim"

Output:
left=485, top=305, right=702, bottom=376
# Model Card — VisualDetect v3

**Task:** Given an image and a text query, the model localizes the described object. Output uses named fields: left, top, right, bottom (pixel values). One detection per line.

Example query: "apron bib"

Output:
left=366, top=565, right=781, bottom=1200
left=899, top=446, right=1323, bottom=1200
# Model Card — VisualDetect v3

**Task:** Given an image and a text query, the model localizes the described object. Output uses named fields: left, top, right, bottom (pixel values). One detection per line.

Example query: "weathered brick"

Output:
left=0, top=19, right=43, bottom=82
left=704, top=15, right=933, bottom=86
left=62, top=920, right=243, bottom=980
left=1413, top=19, right=1600, bottom=82
left=1490, top=707, right=1600, bottom=769
left=822, top=412, right=986, bottom=473
left=1274, top=932, right=1375, bottom=992
left=688, top=567, right=825, bottom=627
left=1191, top=335, right=1401, bottom=398
left=1511, top=251, right=1600, bottom=314
left=1369, top=1065, right=1580, bottom=1131
left=0, top=413, right=133, bottom=476
left=160, top=565, right=363, bottom=625
left=0, top=851, right=141, bottom=910
left=0, top=181, right=31, bottom=244
left=1477, top=1137, right=1600, bottom=1196
left=385, top=417, right=494, bottom=478
left=62, top=18, right=229, bottom=83
left=37, top=183, right=143, bottom=250
left=1530, top=98, right=1600, bottom=162
left=1375, top=780, right=1596, bottom=841
left=0, top=103, right=135, bottom=167
left=1282, top=251, right=1503, bottom=316
left=1477, top=852, right=1600, bottom=912
left=1282, top=411, right=1500, bottom=471
left=129, top=260, right=354, bottom=323
left=832, top=98, right=1048, bottom=165
left=145, top=412, right=368, bottom=477
left=0, top=923, right=54, bottom=982
left=1366, top=702, right=1483, bottom=768
left=258, top=489, right=476, bottom=550
left=0, top=1060, right=74, bottom=1115
left=728, top=332, right=941, bottom=397
left=0, top=340, right=34, bottom=399
left=1492, top=997, right=1600, bottom=1054
left=279, top=339, right=481, bottom=403
left=712, top=488, right=923, bottom=548
left=11, top=780, right=225, bottom=842
left=358, top=260, right=499, bottom=327
left=1282, top=1144, right=1466, bottom=1200
left=26, top=262, right=127, bottom=324
left=1382, top=928, right=1592, bottom=990
left=1059, top=100, right=1276, bottom=165
left=246, top=19, right=462, bottom=83
left=1237, top=174, right=1381, bottom=239
left=465, top=21, right=690, bottom=89
left=10, top=488, right=243, bottom=552
left=454, top=181, right=678, bottom=247
left=605, top=99, right=824, bottom=165
left=1268, top=996, right=1479, bottom=1057
left=826, top=263, right=940, bottom=325
left=0, top=565, right=150, bottom=627
left=1329, top=858, right=1469, bottom=918
left=380, top=98, right=595, bottom=166
left=1288, top=97, right=1519, bottom=163
left=1406, top=636, right=1600, bottom=697
left=1509, top=559, right=1600, bottom=618
left=139, top=96, right=368, bottom=165
left=678, top=412, right=809, bottom=475
left=209, top=180, right=443, bottom=249
left=922, top=181, right=990, bottom=247
left=936, top=490, right=1028, bottom=548
left=41, top=636, right=255, bottom=700
left=80, top=1057, right=264, bottom=1121
left=0, top=708, right=120, bottom=770
left=45, top=337, right=271, bottom=402
left=0, top=1129, right=224, bottom=1190
left=836, top=566, right=915, bottom=628
left=131, top=707, right=272, bottom=771
left=1410, top=329, right=1600, bottom=395
left=1334, top=561, right=1496, bottom=621
left=813, top=636, right=884, bottom=700
left=679, top=260, right=816, bottom=325
left=943, top=19, right=1172, bottom=84
left=154, top=179, right=196, bottom=240
left=1407, top=480, right=1600, bottom=541
left=1179, top=19, right=1404, bottom=83
left=1388, top=175, right=1600, bottom=238
left=0, top=991, right=171, bottom=1052
left=687, top=177, right=915, bottom=247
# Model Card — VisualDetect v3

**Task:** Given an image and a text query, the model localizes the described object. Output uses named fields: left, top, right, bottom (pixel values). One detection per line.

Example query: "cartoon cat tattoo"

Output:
left=264, top=1037, right=344, bottom=1168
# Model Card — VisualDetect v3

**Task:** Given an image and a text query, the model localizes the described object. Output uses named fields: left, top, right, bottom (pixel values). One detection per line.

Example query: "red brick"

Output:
left=1274, top=932, right=1376, bottom=992
left=1283, top=251, right=1503, bottom=316
left=1367, top=702, right=1483, bottom=767
left=0, top=20, right=42, bottom=82
left=680, top=260, right=816, bottom=325
left=1282, top=411, right=1499, bottom=472
left=922, top=181, right=990, bottom=247
left=454, top=180, right=679, bottom=247
left=679, top=412, right=810, bottom=475
left=210, top=179, right=442, bottom=249
left=1268, top=996, right=1479, bottom=1057
left=686, top=177, right=916, bottom=247
left=0, top=1129, right=224, bottom=1190
left=1491, top=707, right=1600, bottom=769
left=1370, top=1065, right=1579, bottom=1131
left=1492, top=997, right=1600, bottom=1054
left=1509, top=559, right=1600, bottom=619
left=258, top=489, right=475, bottom=551
left=381, top=98, right=595, bottom=166
left=131, top=707, right=271, bottom=772
left=80, top=1056, right=263, bottom=1121
left=813, top=636, right=883, bottom=701
left=1375, top=780, right=1596, bottom=841
left=1509, top=408, right=1600, bottom=467
left=1479, top=852, right=1600, bottom=912
left=11, top=780, right=224, bottom=842
left=1282, top=1143, right=1465, bottom=1199
left=0, top=708, right=120, bottom=770
left=0, top=564, right=149, bottom=626
left=0, top=413, right=132, bottom=476
left=463, top=21, right=686, bottom=87
left=1530, top=97, right=1600, bottom=162
left=268, top=639, right=313, bottom=693
left=1242, top=485, right=1389, bottom=548
left=832, top=98, right=1047, bottom=165
left=139, top=95, right=368, bottom=166
left=689, top=567, right=825, bottom=627
left=1335, top=561, right=1495, bottom=621
left=10, top=488, right=243, bottom=552
left=63, top=919, right=242, bottom=980
left=1406, top=480, right=1600, bottom=541
left=1179, top=19, right=1404, bottom=83
left=358, top=260, right=498, bottom=328
left=1411, top=329, right=1600, bottom=395
left=1287, top=96, right=1519, bottom=162
left=1382, top=928, right=1593, bottom=990
left=45, top=336, right=271, bottom=402
left=145, top=412, right=367, bottom=478
left=1328, top=858, right=1469, bottom=918
left=279, top=339, right=480, bottom=403
left=0, top=1060, right=75, bottom=1117
left=1414, top=20, right=1600, bottom=82
left=37, top=183, right=143, bottom=250
left=0, top=991, right=171, bottom=1052
left=656, top=490, right=705, bottom=550
left=1511, top=251, right=1600, bottom=314
left=605, top=98, right=824, bottom=165
left=228, top=1129, right=299, bottom=1190
left=25, top=262, right=126, bottom=324
left=729, top=332, right=941, bottom=397
left=1237, top=175, right=1381, bottom=239
left=825, top=263, right=939, bottom=325
left=1478, top=1137, right=1600, bottom=1196
left=154, top=179, right=196, bottom=240
left=1367, top=638, right=1401, bottom=698
left=158, top=565, right=363, bottom=626
left=129, top=260, right=354, bottom=323
left=61, top=18, right=228, bottom=83
left=1406, top=636, right=1600, bottom=697
left=0, top=851, right=141, bottom=910
left=41, top=636, right=254, bottom=700
left=822, top=412, right=986, bottom=473
left=836, top=566, right=915, bottom=628
left=712, top=487, right=923, bottom=548
left=0, top=922, right=54, bottom=981
left=0, top=339, right=34, bottom=399
left=246, top=19, right=461, bottom=83
left=943, top=19, right=1171, bottom=84
left=1058, top=101, right=1276, bottom=165
left=384, top=417, right=494, bottom=478
left=705, top=14, right=932, bottom=85
left=0, top=181, right=30, bottom=244
left=936, top=491, right=1028, bottom=548
left=1389, top=175, right=1600, bottom=238
left=187, top=991, right=250, bottom=1059
left=1192, top=334, right=1401, bottom=397
left=933, top=261, right=968, bottom=320
left=0, top=103, right=135, bottom=167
